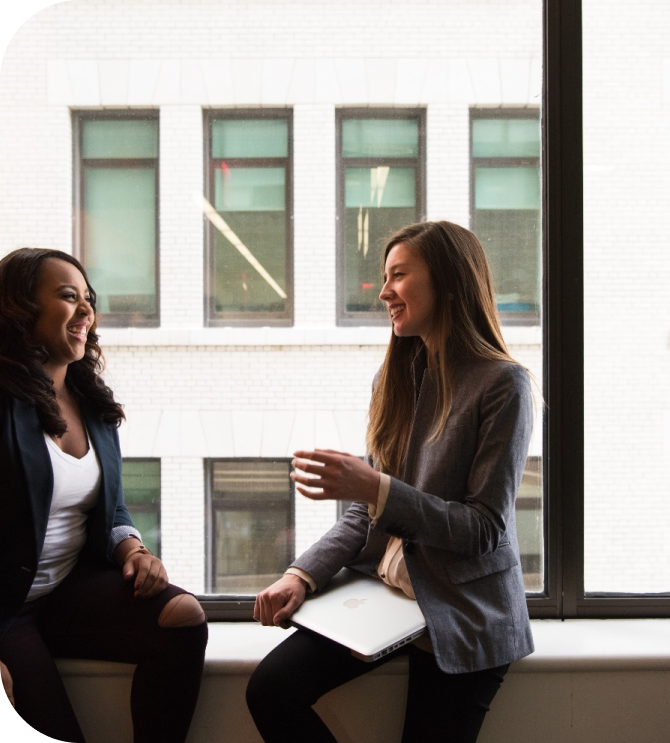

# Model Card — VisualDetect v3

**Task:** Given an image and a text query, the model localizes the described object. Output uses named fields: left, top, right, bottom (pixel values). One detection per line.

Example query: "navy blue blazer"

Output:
left=0, top=391, right=135, bottom=640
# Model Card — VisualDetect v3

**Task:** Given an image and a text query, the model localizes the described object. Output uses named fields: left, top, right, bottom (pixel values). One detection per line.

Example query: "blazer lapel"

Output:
left=11, top=397, right=53, bottom=557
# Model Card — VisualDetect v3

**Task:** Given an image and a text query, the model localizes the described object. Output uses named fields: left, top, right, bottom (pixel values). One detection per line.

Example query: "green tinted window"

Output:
left=475, top=167, right=540, bottom=209
left=82, top=120, right=158, bottom=159
left=84, top=166, right=156, bottom=314
left=208, top=113, right=291, bottom=321
left=472, top=113, right=540, bottom=317
left=344, top=167, right=416, bottom=209
left=472, top=118, right=540, bottom=158
left=342, top=119, right=419, bottom=158
left=212, top=119, right=288, bottom=158
left=214, top=167, right=285, bottom=212
left=122, top=460, right=161, bottom=557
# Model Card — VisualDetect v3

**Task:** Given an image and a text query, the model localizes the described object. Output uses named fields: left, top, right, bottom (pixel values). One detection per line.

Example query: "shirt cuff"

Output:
left=285, top=567, right=316, bottom=593
left=368, top=473, right=391, bottom=526
left=107, top=526, right=143, bottom=560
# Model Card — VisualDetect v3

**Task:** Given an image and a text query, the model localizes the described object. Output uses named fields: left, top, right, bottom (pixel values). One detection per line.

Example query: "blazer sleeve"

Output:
left=374, top=363, right=533, bottom=556
left=289, top=501, right=375, bottom=590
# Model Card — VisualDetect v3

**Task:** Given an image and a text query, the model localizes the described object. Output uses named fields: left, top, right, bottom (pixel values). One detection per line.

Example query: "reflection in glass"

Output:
left=208, top=116, right=290, bottom=319
left=472, top=112, right=541, bottom=319
left=341, top=116, right=422, bottom=315
left=210, top=460, right=293, bottom=594
left=122, top=460, right=161, bottom=557
left=80, top=117, right=158, bottom=320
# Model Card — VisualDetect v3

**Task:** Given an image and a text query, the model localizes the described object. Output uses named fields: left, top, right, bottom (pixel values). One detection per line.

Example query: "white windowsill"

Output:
left=56, top=619, right=670, bottom=679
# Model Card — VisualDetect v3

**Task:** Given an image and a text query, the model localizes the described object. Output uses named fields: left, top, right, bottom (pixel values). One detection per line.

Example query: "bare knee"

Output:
left=158, top=594, right=206, bottom=628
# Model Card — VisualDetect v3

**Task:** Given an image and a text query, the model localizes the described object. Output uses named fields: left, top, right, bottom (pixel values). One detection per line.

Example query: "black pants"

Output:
left=0, top=558, right=208, bottom=743
left=246, top=629, right=508, bottom=743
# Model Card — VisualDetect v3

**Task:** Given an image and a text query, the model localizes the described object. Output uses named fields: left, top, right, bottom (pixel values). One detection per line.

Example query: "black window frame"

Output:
left=336, top=107, right=426, bottom=327
left=470, top=107, right=541, bottom=327
left=203, top=109, right=294, bottom=327
left=73, top=110, right=160, bottom=328
left=201, top=0, right=670, bottom=621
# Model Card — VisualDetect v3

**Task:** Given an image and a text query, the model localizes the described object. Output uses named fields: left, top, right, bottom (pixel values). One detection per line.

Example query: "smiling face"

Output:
left=32, top=258, right=94, bottom=379
left=380, top=242, right=437, bottom=351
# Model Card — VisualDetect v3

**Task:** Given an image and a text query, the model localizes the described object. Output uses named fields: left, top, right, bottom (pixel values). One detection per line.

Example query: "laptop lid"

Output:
left=290, top=568, right=426, bottom=662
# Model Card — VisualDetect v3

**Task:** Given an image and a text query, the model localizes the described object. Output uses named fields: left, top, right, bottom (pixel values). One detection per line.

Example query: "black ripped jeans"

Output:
left=0, top=558, right=207, bottom=743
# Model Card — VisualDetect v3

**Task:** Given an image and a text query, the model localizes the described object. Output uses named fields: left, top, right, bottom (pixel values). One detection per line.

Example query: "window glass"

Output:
left=209, top=460, right=294, bottom=594
left=77, top=115, right=159, bottom=325
left=206, top=113, right=292, bottom=323
left=472, top=119, right=540, bottom=158
left=212, top=119, right=289, bottom=158
left=342, top=119, right=419, bottom=158
left=339, top=112, right=423, bottom=321
left=82, top=120, right=159, bottom=159
left=471, top=111, right=540, bottom=320
left=122, top=459, right=161, bottom=557
left=583, top=1, right=670, bottom=593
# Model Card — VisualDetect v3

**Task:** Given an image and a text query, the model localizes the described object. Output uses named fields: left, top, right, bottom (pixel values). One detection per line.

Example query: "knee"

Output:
left=158, top=594, right=206, bottom=628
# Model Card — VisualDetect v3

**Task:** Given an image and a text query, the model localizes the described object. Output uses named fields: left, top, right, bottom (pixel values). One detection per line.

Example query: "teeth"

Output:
left=390, top=305, right=405, bottom=318
left=68, top=326, right=87, bottom=338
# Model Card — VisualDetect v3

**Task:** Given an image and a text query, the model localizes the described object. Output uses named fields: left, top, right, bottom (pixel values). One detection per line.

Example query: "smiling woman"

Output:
left=0, top=248, right=207, bottom=743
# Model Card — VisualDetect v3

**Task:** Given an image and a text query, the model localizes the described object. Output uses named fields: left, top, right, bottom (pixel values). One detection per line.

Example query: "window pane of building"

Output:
left=339, top=112, right=424, bottom=322
left=583, top=1, right=670, bottom=593
left=342, top=119, right=419, bottom=158
left=209, top=460, right=294, bottom=594
left=212, top=119, right=289, bottom=158
left=82, top=120, right=159, bottom=159
left=206, top=113, right=292, bottom=324
left=77, top=115, right=159, bottom=325
left=472, top=111, right=540, bottom=320
left=121, top=459, right=161, bottom=557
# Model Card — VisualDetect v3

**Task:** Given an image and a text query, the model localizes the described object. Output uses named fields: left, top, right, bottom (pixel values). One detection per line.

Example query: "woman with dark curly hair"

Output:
left=0, top=248, right=208, bottom=743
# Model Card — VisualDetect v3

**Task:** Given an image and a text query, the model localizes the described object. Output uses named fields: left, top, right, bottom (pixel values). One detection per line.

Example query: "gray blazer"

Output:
left=292, top=356, right=534, bottom=673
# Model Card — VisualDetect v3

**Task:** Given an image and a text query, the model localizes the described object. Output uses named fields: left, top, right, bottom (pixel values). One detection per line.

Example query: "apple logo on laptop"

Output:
left=343, top=598, right=366, bottom=609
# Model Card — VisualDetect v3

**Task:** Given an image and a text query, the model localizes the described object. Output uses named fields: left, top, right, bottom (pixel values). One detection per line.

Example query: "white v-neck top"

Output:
left=26, top=434, right=102, bottom=601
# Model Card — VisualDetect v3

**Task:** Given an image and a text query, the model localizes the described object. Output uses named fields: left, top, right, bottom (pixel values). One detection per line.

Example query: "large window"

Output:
left=471, top=109, right=540, bottom=324
left=337, top=110, right=425, bottom=325
left=121, top=459, right=161, bottom=557
left=207, top=460, right=294, bottom=594
left=204, top=111, right=293, bottom=326
left=74, top=112, right=159, bottom=326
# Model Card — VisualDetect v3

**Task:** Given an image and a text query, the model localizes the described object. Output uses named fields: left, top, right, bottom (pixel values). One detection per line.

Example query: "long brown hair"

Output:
left=0, top=248, right=124, bottom=435
left=367, top=221, right=518, bottom=477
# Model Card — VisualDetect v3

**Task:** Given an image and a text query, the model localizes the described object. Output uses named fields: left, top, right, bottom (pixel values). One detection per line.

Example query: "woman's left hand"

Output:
left=291, top=449, right=380, bottom=506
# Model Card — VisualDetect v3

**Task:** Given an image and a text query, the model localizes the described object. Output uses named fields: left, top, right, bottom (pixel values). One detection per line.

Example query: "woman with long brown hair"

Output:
left=247, top=221, right=534, bottom=742
left=0, top=248, right=207, bottom=743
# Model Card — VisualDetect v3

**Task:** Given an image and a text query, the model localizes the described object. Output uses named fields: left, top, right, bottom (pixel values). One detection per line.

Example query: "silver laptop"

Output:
left=290, top=568, right=426, bottom=662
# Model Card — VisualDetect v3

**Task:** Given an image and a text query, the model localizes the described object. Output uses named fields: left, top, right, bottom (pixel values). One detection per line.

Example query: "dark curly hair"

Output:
left=0, top=248, right=124, bottom=435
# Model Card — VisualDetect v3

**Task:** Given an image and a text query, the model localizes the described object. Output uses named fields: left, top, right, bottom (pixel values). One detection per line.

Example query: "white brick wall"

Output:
left=3, top=0, right=665, bottom=594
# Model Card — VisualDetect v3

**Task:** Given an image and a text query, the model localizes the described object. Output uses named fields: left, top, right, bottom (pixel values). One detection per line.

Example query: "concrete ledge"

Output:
left=5, top=620, right=670, bottom=742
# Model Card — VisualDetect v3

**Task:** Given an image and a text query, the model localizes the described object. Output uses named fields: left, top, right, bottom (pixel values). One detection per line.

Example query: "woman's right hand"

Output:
left=254, top=574, right=307, bottom=628
left=1, top=659, right=14, bottom=707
